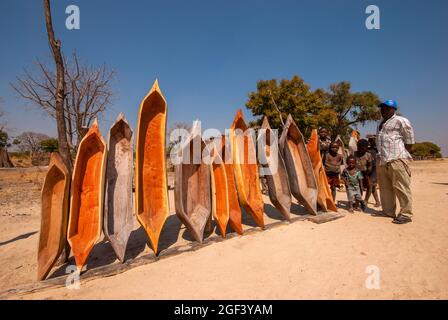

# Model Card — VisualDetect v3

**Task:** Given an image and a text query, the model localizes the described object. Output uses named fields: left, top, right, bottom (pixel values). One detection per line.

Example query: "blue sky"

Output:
left=1, top=0, right=447, bottom=154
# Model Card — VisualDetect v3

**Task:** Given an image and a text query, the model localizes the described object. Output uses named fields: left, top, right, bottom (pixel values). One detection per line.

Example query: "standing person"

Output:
left=323, top=142, right=344, bottom=201
left=354, top=139, right=375, bottom=206
left=376, top=100, right=415, bottom=224
left=318, top=127, right=332, bottom=157
left=366, top=136, right=381, bottom=207
left=341, top=156, right=366, bottom=213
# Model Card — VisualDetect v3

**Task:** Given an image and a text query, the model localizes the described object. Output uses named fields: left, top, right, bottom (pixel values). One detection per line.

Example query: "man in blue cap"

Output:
left=376, top=100, right=415, bottom=224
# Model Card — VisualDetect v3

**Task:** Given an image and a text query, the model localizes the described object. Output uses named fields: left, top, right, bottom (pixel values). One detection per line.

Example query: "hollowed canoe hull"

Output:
left=279, top=115, right=318, bottom=215
left=37, top=152, right=70, bottom=280
left=220, top=135, right=243, bottom=234
left=104, top=113, right=134, bottom=262
left=68, top=120, right=107, bottom=271
left=211, top=148, right=230, bottom=238
left=174, top=122, right=211, bottom=243
left=135, top=80, right=169, bottom=254
left=259, top=117, right=292, bottom=220
left=307, top=129, right=337, bottom=212
left=229, top=110, right=264, bottom=228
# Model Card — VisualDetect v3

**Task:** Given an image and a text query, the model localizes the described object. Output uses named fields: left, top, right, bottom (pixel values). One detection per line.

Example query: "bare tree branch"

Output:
left=11, top=51, right=116, bottom=153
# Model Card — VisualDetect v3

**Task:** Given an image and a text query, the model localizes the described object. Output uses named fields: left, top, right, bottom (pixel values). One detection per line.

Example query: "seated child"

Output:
left=323, top=142, right=343, bottom=201
left=342, top=155, right=366, bottom=213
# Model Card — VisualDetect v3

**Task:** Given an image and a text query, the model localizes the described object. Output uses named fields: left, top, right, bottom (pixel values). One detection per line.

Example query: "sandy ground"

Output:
left=0, top=160, right=447, bottom=299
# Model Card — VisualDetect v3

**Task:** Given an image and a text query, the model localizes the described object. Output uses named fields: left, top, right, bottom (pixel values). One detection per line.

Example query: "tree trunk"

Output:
left=43, top=0, right=72, bottom=172
left=43, top=0, right=71, bottom=264
left=0, top=148, right=14, bottom=168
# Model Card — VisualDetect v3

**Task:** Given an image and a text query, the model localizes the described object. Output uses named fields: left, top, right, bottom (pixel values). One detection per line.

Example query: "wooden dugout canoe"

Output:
left=258, top=117, right=292, bottom=220
left=135, top=80, right=169, bottom=254
left=219, top=135, right=243, bottom=235
left=68, top=119, right=107, bottom=271
left=37, top=152, right=70, bottom=280
left=210, top=146, right=230, bottom=238
left=229, top=110, right=264, bottom=228
left=307, top=129, right=337, bottom=212
left=174, top=122, right=211, bottom=243
left=279, top=115, right=318, bottom=215
left=104, top=113, right=134, bottom=262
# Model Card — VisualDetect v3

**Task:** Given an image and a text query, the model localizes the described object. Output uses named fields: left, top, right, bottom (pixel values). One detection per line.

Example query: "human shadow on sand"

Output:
left=431, top=182, right=448, bottom=186
left=0, top=231, right=37, bottom=247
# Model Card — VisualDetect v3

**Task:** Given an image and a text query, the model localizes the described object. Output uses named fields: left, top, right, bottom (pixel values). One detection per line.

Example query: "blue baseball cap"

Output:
left=379, top=100, right=398, bottom=109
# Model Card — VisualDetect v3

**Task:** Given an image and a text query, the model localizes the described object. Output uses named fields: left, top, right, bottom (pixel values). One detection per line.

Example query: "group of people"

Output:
left=318, top=100, right=415, bottom=225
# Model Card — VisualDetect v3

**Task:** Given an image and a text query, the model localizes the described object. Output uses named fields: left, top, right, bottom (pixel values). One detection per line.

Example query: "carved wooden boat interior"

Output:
left=104, top=113, right=134, bottom=262
left=37, top=152, right=70, bottom=280
left=230, top=110, right=264, bottom=228
left=259, top=117, right=292, bottom=220
left=219, top=135, right=243, bottom=234
left=210, top=146, right=230, bottom=238
left=174, top=122, right=211, bottom=243
left=68, top=120, right=107, bottom=270
left=279, top=115, right=318, bottom=215
left=307, top=129, right=337, bottom=212
left=135, top=80, right=169, bottom=254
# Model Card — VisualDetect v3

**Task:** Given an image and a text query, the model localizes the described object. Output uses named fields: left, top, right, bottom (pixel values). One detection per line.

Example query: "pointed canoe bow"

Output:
left=37, top=152, right=70, bottom=280
left=307, top=129, right=337, bottom=212
left=229, top=110, right=265, bottom=228
left=259, top=117, right=292, bottom=220
left=135, top=80, right=170, bottom=254
left=104, top=113, right=134, bottom=262
left=279, top=115, right=318, bottom=215
left=68, top=120, right=107, bottom=271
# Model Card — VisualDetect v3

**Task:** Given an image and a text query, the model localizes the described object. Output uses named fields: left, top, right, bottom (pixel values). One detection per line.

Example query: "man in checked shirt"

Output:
left=376, top=100, right=415, bottom=224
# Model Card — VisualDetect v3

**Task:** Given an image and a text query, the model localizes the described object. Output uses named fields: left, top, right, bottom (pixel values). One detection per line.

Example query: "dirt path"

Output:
left=1, top=160, right=447, bottom=299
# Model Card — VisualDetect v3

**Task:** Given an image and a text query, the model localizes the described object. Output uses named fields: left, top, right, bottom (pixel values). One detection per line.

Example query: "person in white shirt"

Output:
left=376, top=100, right=415, bottom=224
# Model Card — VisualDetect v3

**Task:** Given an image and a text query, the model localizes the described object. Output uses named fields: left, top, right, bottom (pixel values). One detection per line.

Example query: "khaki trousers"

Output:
left=377, top=160, right=413, bottom=218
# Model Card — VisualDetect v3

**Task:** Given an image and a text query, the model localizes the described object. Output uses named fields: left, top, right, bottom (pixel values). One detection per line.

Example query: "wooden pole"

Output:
left=43, top=0, right=72, bottom=172
left=269, top=90, right=285, bottom=127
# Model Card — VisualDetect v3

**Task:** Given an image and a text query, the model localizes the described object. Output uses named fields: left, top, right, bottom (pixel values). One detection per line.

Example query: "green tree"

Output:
left=245, top=75, right=381, bottom=140
left=411, top=142, right=442, bottom=158
left=40, top=138, right=59, bottom=153
left=327, top=81, right=381, bottom=140
left=245, top=75, right=333, bottom=137
left=0, top=129, right=10, bottom=149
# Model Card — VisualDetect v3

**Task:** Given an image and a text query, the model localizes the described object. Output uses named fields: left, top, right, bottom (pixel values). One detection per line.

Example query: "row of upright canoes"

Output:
left=37, top=80, right=336, bottom=281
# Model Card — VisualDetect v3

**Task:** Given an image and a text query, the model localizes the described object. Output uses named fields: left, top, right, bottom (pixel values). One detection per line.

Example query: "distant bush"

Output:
left=411, top=142, right=442, bottom=159
left=9, top=151, right=30, bottom=159
left=40, top=138, right=59, bottom=153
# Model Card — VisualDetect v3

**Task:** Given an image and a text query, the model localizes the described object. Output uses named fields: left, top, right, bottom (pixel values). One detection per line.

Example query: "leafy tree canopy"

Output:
left=40, top=138, right=59, bottom=153
left=0, top=129, right=10, bottom=149
left=411, top=142, right=442, bottom=158
left=245, top=75, right=381, bottom=140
